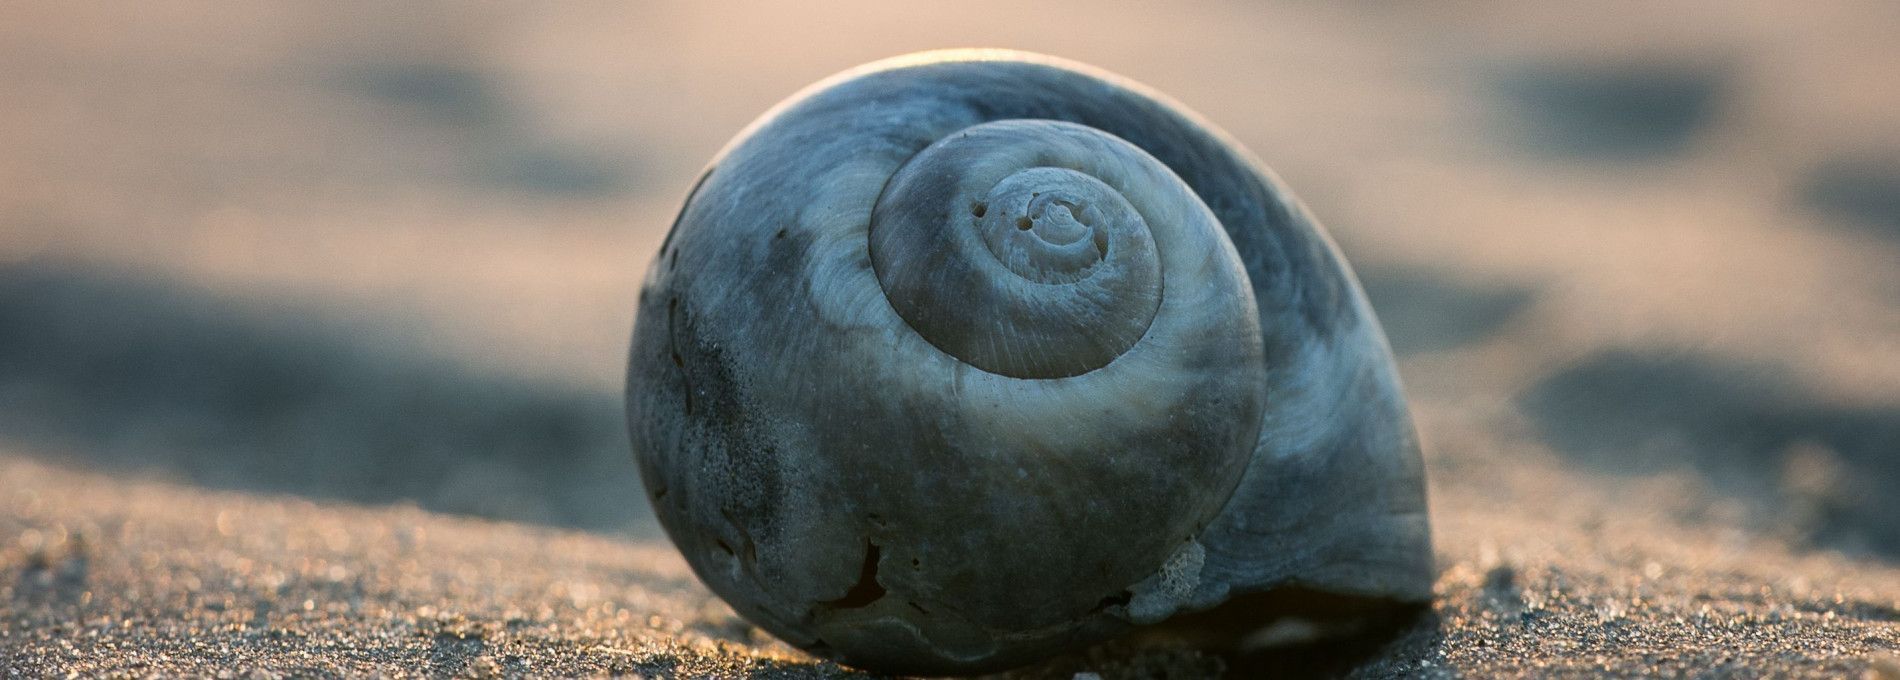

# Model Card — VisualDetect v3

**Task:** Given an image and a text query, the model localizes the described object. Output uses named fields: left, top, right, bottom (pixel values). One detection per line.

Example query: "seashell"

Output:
left=625, top=49, right=1432, bottom=674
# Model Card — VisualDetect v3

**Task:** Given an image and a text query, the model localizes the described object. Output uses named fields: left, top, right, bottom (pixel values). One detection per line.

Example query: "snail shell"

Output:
left=626, top=50, right=1431, bottom=674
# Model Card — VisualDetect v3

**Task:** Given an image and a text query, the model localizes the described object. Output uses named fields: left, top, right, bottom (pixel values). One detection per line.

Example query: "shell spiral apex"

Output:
left=871, top=120, right=1178, bottom=378
left=626, top=50, right=1432, bottom=674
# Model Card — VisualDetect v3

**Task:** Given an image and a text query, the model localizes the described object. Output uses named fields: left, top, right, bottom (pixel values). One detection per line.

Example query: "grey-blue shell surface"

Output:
left=625, top=50, right=1431, bottom=674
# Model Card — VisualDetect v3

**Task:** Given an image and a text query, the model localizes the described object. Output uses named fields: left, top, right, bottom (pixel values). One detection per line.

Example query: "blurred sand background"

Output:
left=2, top=2, right=1898, bottom=677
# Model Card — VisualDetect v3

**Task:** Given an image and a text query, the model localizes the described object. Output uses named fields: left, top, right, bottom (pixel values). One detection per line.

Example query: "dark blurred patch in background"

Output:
left=0, top=263, right=639, bottom=532
left=1803, top=155, right=1900, bottom=240
left=350, top=63, right=508, bottom=126
left=1522, top=351, right=1900, bottom=560
left=1495, top=60, right=1730, bottom=159
left=343, top=62, right=636, bottom=197
left=1356, top=268, right=1535, bottom=357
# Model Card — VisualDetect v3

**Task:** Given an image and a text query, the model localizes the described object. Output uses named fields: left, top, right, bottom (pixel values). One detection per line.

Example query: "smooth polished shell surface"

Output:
left=626, top=50, right=1431, bottom=674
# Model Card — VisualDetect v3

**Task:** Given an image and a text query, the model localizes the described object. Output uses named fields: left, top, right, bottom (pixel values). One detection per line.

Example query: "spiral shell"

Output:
left=626, top=50, right=1431, bottom=674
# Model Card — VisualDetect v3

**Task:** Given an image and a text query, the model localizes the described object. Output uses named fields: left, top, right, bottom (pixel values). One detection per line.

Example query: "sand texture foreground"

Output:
left=3, top=446, right=1898, bottom=677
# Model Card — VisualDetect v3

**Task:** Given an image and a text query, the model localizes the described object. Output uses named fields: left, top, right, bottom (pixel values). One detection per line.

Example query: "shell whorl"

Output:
left=870, top=120, right=1175, bottom=378
left=628, top=51, right=1432, bottom=676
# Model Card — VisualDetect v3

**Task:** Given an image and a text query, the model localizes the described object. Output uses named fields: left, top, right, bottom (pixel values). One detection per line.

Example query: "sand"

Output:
left=2, top=1, right=1898, bottom=677
left=4, top=431, right=1897, bottom=678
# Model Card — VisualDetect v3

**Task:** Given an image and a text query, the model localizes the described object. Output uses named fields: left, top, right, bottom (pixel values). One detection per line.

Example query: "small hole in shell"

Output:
left=971, top=202, right=987, bottom=218
left=1017, top=216, right=1034, bottom=230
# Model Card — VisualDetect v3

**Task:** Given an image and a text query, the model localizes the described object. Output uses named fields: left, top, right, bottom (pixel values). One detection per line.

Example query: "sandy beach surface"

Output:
left=3, top=2, right=1898, bottom=677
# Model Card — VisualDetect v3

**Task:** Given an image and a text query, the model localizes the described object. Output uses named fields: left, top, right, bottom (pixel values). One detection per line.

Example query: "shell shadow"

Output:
left=996, top=591, right=1439, bottom=679
left=1356, top=266, right=1535, bottom=357
left=1210, top=595, right=1439, bottom=680
left=1520, top=350, right=1900, bottom=560
left=1494, top=59, right=1730, bottom=160
left=0, top=262, right=645, bottom=533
